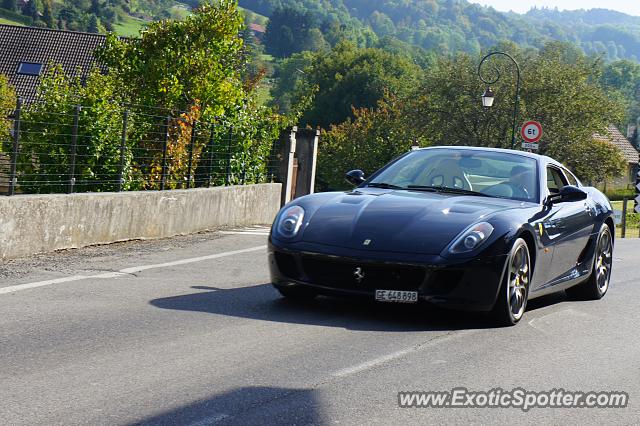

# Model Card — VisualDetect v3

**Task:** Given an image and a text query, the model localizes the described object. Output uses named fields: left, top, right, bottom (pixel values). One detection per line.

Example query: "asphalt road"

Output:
left=1, top=228, right=639, bottom=425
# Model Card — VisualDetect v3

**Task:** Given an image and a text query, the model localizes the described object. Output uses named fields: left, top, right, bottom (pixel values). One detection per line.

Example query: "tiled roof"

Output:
left=593, top=125, right=639, bottom=164
left=248, top=23, right=266, bottom=33
left=0, top=24, right=108, bottom=102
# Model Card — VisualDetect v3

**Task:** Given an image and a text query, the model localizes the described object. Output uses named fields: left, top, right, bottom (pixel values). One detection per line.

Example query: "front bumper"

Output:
left=268, top=239, right=508, bottom=312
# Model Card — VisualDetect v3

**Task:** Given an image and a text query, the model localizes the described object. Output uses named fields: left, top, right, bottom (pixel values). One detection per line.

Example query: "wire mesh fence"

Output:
left=0, top=99, right=283, bottom=195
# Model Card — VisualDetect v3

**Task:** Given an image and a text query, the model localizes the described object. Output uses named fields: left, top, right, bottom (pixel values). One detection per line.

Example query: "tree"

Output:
left=317, top=94, right=426, bottom=190
left=42, top=0, right=53, bottom=28
left=600, top=59, right=640, bottom=124
left=90, top=0, right=100, bottom=15
left=97, top=0, right=246, bottom=117
left=283, top=42, right=423, bottom=128
left=316, top=42, right=627, bottom=187
left=413, top=44, right=626, bottom=183
left=0, top=74, right=16, bottom=152
left=93, top=1, right=295, bottom=190
left=16, top=65, right=128, bottom=193
left=24, top=0, right=38, bottom=21
left=264, top=7, right=318, bottom=58
left=368, top=11, right=395, bottom=38
left=302, top=28, right=329, bottom=52
left=1, top=0, right=17, bottom=12
left=87, top=14, right=100, bottom=33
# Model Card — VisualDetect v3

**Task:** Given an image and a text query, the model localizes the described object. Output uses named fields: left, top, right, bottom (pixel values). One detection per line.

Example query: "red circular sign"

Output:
left=521, top=121, right=542, bottom=143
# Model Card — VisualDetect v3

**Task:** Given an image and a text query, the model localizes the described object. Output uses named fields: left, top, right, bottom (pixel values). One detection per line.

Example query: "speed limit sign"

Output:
left=521, top=121, right=542, bottom=143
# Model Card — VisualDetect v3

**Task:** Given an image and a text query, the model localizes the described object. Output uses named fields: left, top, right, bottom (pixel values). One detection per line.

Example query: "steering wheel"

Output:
left=509, top=183, right=530, bottom=199
left=427, top=174, right=473, bottom=190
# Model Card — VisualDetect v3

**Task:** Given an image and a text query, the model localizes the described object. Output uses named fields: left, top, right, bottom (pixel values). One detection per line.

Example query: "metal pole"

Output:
left=207, top=122, right=216, bottom=188
left=160, top=115, right=170, bottom=191
left=478, top=51, right=521, bottom=150
left=225, top=126, right=233, bottom=186
left=240, top=151, right=246, bottom=185
left=68, top=105, right=81, bottom=194
left=8, top=97, right=21, bottom=196
left=186, top=120, right=197, bottom=189
left=117, top=109, right=129, bottom=192
left=511, top=73, right=521, bottom=150
left=621, top=197, right=628, bottom=239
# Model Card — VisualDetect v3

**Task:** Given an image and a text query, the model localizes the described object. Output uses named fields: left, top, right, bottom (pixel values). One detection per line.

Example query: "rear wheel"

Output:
left=275, top=285, right=317, bottom=301
left=492, top=238, right=531, bottom=326
left=566, top=225, right=612, bottom=300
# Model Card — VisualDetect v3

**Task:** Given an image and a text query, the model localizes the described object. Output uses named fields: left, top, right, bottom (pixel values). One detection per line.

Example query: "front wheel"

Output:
left=566, top=225, right=613, bottom=300
left=492, top=238, right=531, bottom=326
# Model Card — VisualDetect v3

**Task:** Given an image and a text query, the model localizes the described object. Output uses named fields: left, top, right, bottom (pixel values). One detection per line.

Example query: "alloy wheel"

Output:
left=508, top=243, right=530, bottom=321
left=595, top=228, right=613, bottom=295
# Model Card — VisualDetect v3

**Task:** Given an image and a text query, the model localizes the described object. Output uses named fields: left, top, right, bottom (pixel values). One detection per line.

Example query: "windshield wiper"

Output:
left=366, top=182, right=406, bottom=189
left=407, top=185, right=493, bottom=197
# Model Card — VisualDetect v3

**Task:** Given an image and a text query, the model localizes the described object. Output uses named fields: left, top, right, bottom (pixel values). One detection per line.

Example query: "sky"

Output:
left=472, top=1, right=640, bottom=16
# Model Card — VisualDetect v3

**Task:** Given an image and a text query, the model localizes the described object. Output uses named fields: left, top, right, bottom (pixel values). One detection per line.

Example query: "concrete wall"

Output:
left=0, top=183, right=281, bottom=260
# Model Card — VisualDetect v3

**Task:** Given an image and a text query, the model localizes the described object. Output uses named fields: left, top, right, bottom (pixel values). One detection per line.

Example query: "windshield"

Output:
left=368, top=148, right=539, bottom=202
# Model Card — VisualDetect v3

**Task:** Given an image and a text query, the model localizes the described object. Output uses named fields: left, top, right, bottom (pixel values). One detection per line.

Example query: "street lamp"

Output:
left=478, top=52, right=521, bottom=150
left=481, top=87, right=495, bottom=108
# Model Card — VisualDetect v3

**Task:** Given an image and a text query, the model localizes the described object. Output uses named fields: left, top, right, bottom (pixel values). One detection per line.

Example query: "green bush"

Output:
left=18, top=65, right=129, bottom=193
left=604, top=188, right=636, bottom=201
left=0, top=73, right=16, bottom=151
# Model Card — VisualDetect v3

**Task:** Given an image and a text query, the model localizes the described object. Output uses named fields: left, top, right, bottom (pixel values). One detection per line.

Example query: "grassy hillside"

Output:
left=112, top=15, right=147, bottom=37
left=239, top=0, right=640, bottom=61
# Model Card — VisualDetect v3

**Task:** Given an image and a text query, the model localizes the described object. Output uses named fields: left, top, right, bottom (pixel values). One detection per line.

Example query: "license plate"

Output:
left=375, top=290, right=418, bottom=303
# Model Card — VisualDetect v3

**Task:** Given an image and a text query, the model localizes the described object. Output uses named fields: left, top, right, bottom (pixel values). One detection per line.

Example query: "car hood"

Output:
left=301, top=189, right=525, bottom=255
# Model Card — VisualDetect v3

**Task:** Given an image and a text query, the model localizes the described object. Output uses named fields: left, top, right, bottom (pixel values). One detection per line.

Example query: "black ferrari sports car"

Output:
left=268, top=146, right=614, bottom=325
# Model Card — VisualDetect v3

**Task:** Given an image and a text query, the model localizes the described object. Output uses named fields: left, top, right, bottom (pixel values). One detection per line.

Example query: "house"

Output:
left=0, top=24, right=108, bottom=103
left=593, top=125, right=640, bottom=191
left=248, top=23, right=266, bottom=42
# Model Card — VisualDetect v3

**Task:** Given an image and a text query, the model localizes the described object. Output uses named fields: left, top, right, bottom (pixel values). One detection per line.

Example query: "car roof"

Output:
left=415, top=145, right=558, bottom=165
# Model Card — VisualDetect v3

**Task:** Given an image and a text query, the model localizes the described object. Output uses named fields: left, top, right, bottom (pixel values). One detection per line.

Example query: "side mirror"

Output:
left=547, top=185, right=587, bottom=205
left=345, top=169, right=366, bottom=186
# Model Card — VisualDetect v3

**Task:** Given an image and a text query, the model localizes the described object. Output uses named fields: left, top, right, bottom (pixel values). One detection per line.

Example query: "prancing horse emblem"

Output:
left=353, top=267, right=365, bottom=283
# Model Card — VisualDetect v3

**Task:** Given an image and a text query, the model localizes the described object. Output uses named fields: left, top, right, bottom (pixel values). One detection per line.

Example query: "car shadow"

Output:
left=526, top=291, right=569, bottom=312
left=131, top=386, right=322, bottom=425
left=149, top=283, right=562, bottom=332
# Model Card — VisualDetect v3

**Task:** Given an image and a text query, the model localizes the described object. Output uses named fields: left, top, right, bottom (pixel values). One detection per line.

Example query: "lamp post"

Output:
left=478, top=52, right=521, bottom=150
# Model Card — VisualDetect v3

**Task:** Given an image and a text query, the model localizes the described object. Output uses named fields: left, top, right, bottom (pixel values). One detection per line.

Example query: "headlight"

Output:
left=447, top=222, right=494, bottom=254
left=276, top=205, right=305, bottom=238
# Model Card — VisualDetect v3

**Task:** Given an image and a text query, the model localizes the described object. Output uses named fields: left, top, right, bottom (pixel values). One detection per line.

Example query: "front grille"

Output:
left=275, top=252, right=300, bottom=280
left=301, top=256, right=426, bottom=291
left=425, top=270, right=464, bottom=295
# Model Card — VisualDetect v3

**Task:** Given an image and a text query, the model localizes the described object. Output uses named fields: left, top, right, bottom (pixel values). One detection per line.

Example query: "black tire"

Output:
left=492, top=238, right=531, bottom=326
left=566, top=225, right=613, bottom=300
left=275, top=285, right=317, bottom=300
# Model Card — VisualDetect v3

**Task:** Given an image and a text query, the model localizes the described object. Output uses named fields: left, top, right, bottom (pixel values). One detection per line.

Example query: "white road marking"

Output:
left=219, top=226, right=271, bottom=236
left=332, top=330, right=477, bottom=378
left=219, top=231, right=270, bottom=236
left=0, top=276, right=92, bottom=295
left=0, top=245, right=266, bottom=295
left=119, top=246, right=266, bottom=274
left=332, top=348, right=416, bottom=378
left=527, top=307, right=595, bottom=334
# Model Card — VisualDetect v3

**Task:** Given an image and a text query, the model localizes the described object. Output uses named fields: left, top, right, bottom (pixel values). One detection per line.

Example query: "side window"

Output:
left=546, top=166, right=568, bottom=194
left=562, top=168, right=578, bottom=186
